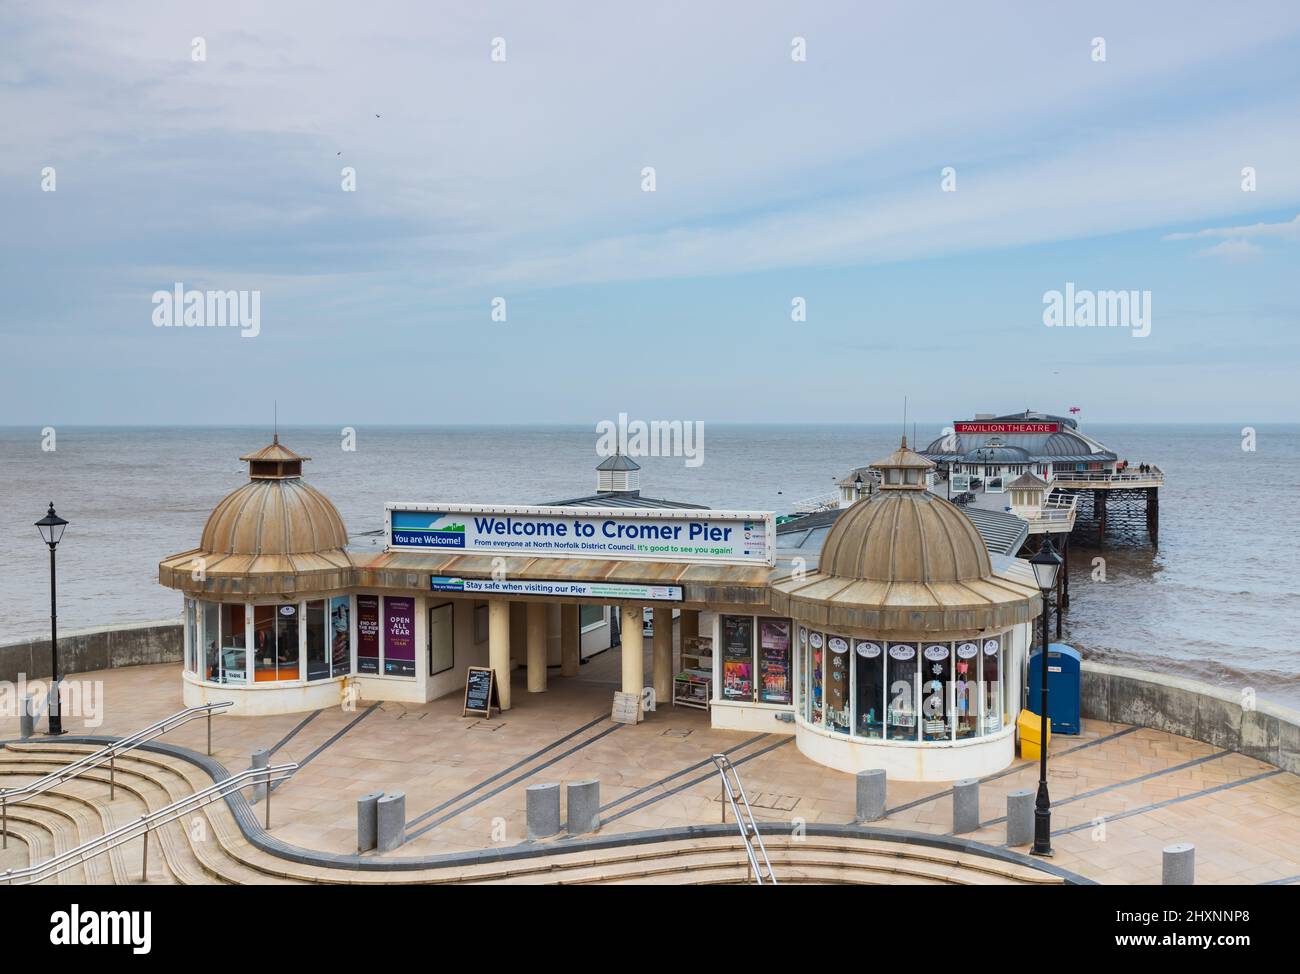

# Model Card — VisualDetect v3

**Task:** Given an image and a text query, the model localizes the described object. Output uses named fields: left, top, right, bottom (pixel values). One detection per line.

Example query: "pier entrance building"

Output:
left=159, top=436, right=1041, bottom=780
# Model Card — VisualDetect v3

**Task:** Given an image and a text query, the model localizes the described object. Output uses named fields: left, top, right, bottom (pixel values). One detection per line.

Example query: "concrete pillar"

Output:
left=488, top=600, right=512, bottom=712
left=357, top=790, right=384, bottom=852
left=19, top=693, right=35, bottom=739
left=1162, top=843, right=1195, bottom=885
left=527, top=602, right=548, bottom=693
left=620, top=605, right=645, bottom=696
left=560, top=604, right=580, bottom=677
left=680, top=609, right=700, bottom=648
left=1006, top=789, right=1034, bottom=846
left=952, top=778, right=980, bottom=834
left=566, top=779, right=600, bottom=835
left=652, top=607, right=673, bottom=707
left=509, top=602, right=526, bottom=666
left=250, top=747, right=270, bottom=802
left=376, top=792, right=406, bottom=852
left=855, top=769, right=886, bottom=822
left=526, top=782, right=561, bottom=840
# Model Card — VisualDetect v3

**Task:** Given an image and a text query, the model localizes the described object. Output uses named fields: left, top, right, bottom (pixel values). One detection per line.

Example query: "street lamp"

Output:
left=35, top=503, right=69, bottom=736
left=1028, top=536, right=1062, bottom=855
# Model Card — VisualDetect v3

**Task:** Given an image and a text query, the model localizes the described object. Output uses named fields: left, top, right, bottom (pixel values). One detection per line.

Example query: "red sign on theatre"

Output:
left=954, top=422, right=1059, bottom=434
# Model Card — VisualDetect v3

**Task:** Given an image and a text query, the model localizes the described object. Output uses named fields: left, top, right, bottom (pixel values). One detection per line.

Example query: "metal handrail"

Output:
left=2, top=761, right=297, bottom=885
left=712, top=753, right=776, bottom=885
left=1051, top=468, right=1163, bottom=483
left=1, top=701, right=232, bottom=849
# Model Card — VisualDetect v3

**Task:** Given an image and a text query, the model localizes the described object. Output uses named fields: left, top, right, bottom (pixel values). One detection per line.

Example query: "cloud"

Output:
left=1164, top=214, right=1300, bottom=242
left=1195, top=238, right=1264, bottom=260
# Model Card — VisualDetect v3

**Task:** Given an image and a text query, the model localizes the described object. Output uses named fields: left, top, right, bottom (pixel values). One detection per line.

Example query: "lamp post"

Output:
left=1028, top=536, right=1062, bottom=856
left=35, top=503, right=69, bottom=736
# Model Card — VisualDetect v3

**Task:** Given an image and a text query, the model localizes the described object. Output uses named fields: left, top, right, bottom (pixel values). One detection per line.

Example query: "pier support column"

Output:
left=620, top=605, right=645, bottom=697
left=1146, top=487, right=1159, bottom=547
left=488, top=600, right=512, bottom=712
left=527, top=602, right=548, bottom=693
left=1061, top=538, right=1071, bottom=609
left=560, top=604, right=580, bottom=677
left=652, top=607, right=673, bottom=708
left=1096, top=489, right=1107, bottom=546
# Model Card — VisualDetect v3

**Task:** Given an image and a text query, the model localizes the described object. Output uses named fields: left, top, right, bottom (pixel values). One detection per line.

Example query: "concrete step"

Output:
left=0, top=744, right=1065, bottom=887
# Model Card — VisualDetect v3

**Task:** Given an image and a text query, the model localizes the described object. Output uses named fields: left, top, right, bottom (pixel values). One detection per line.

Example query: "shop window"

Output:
left=330, top=596, right=352, bottom=676
left=853, top=641, right=884, bottom=739
left=220, top=603, right=247, bottom=684
left=886, top=643, right=918, bottom=740
left=306, top=600, right=329, bottom=681
left=825, top=637, right=851, bottom=734
left=253, top=604, right=298, bottom=682
left=185, top=600, right=198, bottom=674
left=954, top=642, right=980, bottom=739
left=807, top=631, right=824, bottom=725
left=579, top=604, right=604, bottom=629
left=383, top=596, right=416, bottom=677
left=202, top=602, right=220, bottom=682
left=757, top=619, right=792, bottom=705
left=721, top=615, right=755, bottom=701
left=797, top=627, right=808, bottom=715
left=920, top=643, right=951, bottom=741
left=982, top=637, right=1003, bottom=734
left=356, top=595, right=380, bottom=674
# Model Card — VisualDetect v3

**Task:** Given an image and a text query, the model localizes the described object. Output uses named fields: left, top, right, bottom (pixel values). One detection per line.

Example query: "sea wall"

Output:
left=1081, top=661, right=1300, bottom=774
left=0, top=619, right=182, bottom=683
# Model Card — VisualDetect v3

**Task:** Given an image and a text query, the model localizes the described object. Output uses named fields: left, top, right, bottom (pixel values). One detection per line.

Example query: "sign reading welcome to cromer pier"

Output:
left=386, top=504, right=775, bottom=566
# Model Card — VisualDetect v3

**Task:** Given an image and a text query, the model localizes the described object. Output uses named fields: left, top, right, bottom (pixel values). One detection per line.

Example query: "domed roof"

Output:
left=159, top=437, right=355, bottom=598
left=961, top=438, right=1031, bottom=463
left=200, top=477, right=349, bottom=556
left=819, top=490, right=991, bottom=583
left=768, top=438, right=1041, bottom=635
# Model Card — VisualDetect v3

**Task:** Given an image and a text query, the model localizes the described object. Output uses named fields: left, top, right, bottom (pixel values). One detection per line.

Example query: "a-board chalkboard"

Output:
left=463, top=666, right=500, bottom=718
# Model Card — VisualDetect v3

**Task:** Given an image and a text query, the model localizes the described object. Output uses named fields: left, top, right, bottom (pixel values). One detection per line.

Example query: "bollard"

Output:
left=1005, top=789, right=1034, bottom=846
left=357, top=791, right=384, bottom=852
left=952, top=778, right=980, bottom=834
left=250, top=748, right=270, bottom=802
left=377, top=792, right=407, bottom=852
left=526, top=782, right=562, bottom=840
left=19, top=694, right=34, bottom=740
left=566, top=779, right=600, bottom=835
left=1163, top=842, right=1195, bottom=885
left=855, top=769, right=887, bottom=822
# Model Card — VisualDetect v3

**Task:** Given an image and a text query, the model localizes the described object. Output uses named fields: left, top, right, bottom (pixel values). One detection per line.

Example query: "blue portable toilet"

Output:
left=1026, top=643, right=1082, bottom=735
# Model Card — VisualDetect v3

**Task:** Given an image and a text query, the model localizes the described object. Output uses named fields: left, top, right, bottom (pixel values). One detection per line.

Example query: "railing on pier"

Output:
left=1, top=761, right=297, bottom=886
left=1052, top=466, right=1163, bottom=486
left=713, top=753, right=776, bottom=885
left=0, top=701, right=233, bottom=849
left=786, top=491, right=841, bottom=515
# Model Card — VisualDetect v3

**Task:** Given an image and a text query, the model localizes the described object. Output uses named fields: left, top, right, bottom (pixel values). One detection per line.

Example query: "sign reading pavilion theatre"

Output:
left=387, top=504, right=775, bottom=566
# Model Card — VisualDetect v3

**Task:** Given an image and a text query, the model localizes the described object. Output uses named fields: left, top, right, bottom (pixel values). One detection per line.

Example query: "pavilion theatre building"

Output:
left=159, top=437, right=1041, bottom=781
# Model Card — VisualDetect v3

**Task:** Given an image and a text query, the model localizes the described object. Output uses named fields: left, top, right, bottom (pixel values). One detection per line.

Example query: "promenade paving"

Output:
left=3, top=650, right=1297, bottom=885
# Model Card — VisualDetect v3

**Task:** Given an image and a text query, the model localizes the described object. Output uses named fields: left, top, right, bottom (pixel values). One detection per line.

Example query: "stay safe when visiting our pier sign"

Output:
left=386, top=503, right=775, bottom=566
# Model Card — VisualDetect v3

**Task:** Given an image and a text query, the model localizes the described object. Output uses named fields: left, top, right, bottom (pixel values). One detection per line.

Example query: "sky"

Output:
left=1, top=1, right=1298, bottom=425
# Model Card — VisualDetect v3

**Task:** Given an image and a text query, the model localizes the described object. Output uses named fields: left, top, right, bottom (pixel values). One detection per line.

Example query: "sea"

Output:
left=2, top=423, right=1298, bottom=709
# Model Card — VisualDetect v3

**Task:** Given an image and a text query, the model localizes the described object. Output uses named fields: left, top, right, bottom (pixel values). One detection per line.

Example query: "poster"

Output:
left=721, top=615, right=754, bottom=701
left=357, top=594, right=380, bottom=674
left=758, top=620, right=791, bottom=704
left=330, top=595, right=351, bottom=676
left=384, top=596, right=415, bottom=677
